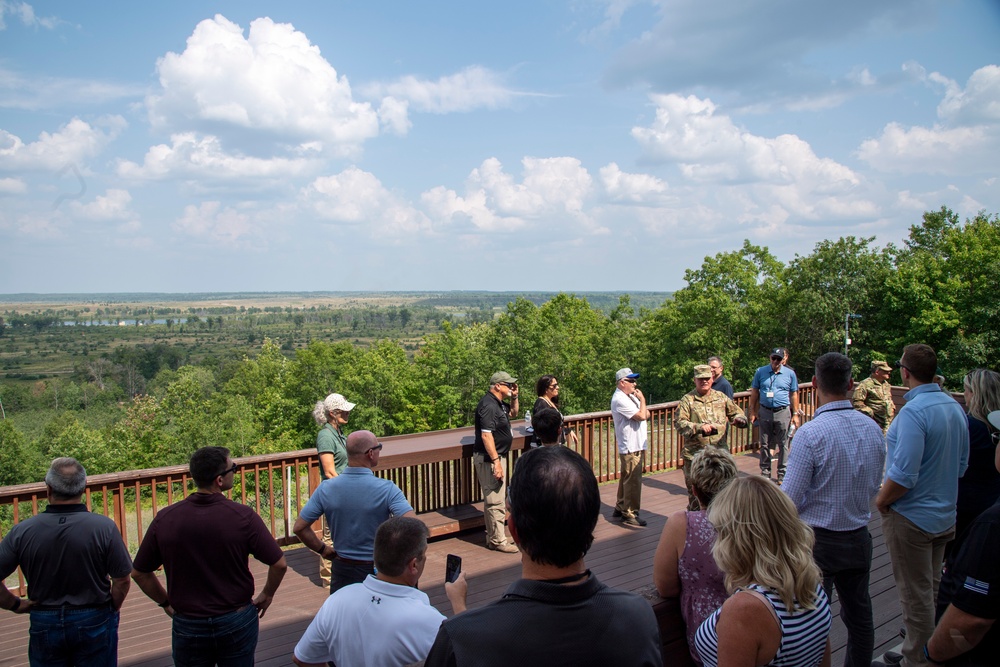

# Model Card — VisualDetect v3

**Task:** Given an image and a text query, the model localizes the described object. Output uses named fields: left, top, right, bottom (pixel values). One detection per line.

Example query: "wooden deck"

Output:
left=0, top=453, right=902, bottom=666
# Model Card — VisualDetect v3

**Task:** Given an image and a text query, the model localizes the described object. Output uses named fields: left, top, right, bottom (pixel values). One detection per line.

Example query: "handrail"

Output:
left=2, top=384, right=816, bottom=594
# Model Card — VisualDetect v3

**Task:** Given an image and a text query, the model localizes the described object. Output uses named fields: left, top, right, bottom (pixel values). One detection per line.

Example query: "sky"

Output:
left=1, top=1, right=998, bottom=294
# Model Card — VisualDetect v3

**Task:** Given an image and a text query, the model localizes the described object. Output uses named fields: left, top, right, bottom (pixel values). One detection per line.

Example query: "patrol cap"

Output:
left=490, top=371, right=517, bottom=385
left=693, top=364, right=713, bottom=379
left=871, top=360, right=892, bottom=372
left=615, top=368, right=640, bottom=382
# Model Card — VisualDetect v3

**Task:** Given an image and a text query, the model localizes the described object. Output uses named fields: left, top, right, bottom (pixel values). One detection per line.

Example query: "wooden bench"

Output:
left=635, top=584, right=696, bottom=667
left=418, top=503, right=485, bottom=540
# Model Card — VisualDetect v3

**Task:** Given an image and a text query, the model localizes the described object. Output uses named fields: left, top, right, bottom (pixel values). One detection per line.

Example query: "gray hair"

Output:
left=45, top=457, right=87, bottom=500
left=312, top=401, right=328, bottom=426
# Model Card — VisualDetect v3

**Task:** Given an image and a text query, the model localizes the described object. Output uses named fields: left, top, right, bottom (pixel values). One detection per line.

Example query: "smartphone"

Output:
left=445, top=554, right=462, bottom=583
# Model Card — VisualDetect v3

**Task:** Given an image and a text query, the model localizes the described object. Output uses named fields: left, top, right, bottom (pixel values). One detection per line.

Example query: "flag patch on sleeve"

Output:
left=963, top=577, right=990, bottom=595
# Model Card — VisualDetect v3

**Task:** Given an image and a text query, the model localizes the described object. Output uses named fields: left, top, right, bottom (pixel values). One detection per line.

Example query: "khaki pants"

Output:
left=616, top=450, right=644, bottom=517
left=881, top=509, right=954, bottom=666
left=473, top=453, right=511, bottom=548
left=319, top=518, right=333, bottom=587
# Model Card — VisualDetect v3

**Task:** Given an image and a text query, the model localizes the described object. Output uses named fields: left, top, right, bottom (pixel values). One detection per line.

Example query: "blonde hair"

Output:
left=964, top=369, right=1000, bottom=425
left=688, top=447, right=738, bottom=506
left=708, top=476, right=821, bottom=611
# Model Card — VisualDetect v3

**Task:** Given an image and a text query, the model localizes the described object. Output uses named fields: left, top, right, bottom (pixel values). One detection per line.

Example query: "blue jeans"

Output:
left=172, top=603, right=259, bottom=667
left=28, top=605, right=119, bottom=667
left=330, top=558, right=374, bottom=594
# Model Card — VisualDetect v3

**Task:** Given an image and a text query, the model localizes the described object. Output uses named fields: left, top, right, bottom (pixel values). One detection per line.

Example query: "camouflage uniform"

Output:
left=676, top=385, right=746, bottom=510
left=852, top=374, right=895, bottom=434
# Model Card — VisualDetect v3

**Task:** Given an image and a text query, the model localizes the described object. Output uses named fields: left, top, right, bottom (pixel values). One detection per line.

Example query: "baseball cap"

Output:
left=490, top=371, right=517, bottom=385
left=615, top=368, right=640, bottom=382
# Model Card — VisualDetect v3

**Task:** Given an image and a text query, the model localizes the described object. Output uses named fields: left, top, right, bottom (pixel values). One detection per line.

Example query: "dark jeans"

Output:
left=172, top=603, right=259, bottom=667
left=28, top=605, right=119, bottom=667
left=813, top=526, right=874, bottom=667
left=330, top=558, right=374, bottom=594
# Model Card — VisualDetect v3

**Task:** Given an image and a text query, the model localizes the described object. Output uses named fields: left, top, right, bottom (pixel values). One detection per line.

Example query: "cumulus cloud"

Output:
left=303, top=167, right=429, bottom=234
left=145, top=15, right=379, bottom=155
left=600, top=163, right=668, bottom=203
left=377, top=97, right=411, bottom=136
left=70, top=189, right=135, bottom=221
left=364, top=66, right=523, bottom=114
left=0, top=116, right=125, bottom=171
left=0, top=65, right=142, bottom=111
left=421, top=156, right=593, bottom=232
left=0, top=176, right=26, bottom=194
left=174, top=201, right=257, bottom=246
left=0, top=1, right=58, bottom=30
left=117, top=132, right=318, bottom=182
left=857, top=65, right=1000, bottom=174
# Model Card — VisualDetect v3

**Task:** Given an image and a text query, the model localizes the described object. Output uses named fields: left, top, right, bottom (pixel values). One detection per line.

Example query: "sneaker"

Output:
left=612, top=509, right=622, bottom=518
left=488, top=542, right=519, bottom=554
left=882, top=651, right=902, bottom=665
left=621, top=514, right=647, bottom=527
left=760, top=471, right=771, bottom=479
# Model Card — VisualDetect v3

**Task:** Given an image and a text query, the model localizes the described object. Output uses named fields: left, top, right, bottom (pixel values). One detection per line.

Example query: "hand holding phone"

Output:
left=445, top=554, right=462, bottom=583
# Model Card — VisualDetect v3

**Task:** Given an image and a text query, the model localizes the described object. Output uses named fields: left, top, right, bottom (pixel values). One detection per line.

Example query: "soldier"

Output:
left=852, top=360, right=895, bottom=433
left=676, top=364, right=747, bottom=510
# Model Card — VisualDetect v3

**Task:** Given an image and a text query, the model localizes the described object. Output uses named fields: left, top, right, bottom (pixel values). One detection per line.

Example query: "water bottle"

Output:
left=525, top=410, right=532, bottom=432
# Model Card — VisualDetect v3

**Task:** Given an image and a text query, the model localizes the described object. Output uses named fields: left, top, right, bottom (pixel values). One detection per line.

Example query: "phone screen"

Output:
left=445, top=554, right=462, bottom=583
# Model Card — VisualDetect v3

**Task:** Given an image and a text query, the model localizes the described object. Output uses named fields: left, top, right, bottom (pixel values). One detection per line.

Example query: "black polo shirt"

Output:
left=474, top=392, right=513, bottom=456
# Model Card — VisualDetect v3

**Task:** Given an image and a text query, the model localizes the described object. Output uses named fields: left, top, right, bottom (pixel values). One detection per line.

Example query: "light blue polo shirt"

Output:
left=300, top=467, right=413, bottom=561
left=751, top=365, right=798, bottom=408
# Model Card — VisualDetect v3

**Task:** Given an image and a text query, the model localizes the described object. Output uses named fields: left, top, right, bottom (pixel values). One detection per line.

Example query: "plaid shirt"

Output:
left=782, top=400, right=886, bottom=531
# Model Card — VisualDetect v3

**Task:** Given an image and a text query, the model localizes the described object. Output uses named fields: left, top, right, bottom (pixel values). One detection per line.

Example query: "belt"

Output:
left=32, top=601, right=112, bottom=611
left=334, top=555, right=374, bottom=567
left=760, top=405, right=788, bottom=412
left=813, top=526, right=868, bottom=536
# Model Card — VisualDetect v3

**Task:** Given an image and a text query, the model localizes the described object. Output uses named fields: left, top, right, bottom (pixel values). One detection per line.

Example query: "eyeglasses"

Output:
left=217, top=463, right=238, bottom=478
left=366, top=443, right=384, bottom=454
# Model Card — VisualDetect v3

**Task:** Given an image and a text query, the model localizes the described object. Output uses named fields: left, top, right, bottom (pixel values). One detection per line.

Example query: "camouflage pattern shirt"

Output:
left=852, top=376, right=895, bottom=431
left=676, top=389, right=746, bottom=457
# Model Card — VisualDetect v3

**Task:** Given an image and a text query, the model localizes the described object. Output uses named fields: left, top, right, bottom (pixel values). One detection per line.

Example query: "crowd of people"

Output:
left=1, top=343, right=998, bottom=667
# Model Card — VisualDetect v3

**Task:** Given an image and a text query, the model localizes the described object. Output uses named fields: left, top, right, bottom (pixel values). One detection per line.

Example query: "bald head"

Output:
left=346, top=430, right=381, bottom=468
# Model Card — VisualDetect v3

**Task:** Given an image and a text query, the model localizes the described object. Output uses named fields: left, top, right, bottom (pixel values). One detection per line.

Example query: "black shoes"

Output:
left=621, top=513, right=647, bottom=527
left=612, top=509, right=622, bottom=518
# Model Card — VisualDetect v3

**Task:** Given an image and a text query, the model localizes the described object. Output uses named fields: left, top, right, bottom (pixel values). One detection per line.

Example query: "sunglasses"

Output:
left=366, top=443, right=384, bottom=454
left=217, top=463, right=238, bottom=478
left=622, top=378, right=637, bottom=384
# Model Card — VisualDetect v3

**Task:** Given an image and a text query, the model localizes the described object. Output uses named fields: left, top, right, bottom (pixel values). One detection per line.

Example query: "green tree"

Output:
left=0, top=420, right=32, bottom=486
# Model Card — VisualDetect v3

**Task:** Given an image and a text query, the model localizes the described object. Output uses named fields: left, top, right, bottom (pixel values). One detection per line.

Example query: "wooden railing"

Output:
left=1, top=384, right=815, bottom=594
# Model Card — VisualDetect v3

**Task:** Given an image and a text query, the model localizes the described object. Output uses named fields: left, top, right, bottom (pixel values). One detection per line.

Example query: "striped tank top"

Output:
left=693, top=583, right=831, bottom=667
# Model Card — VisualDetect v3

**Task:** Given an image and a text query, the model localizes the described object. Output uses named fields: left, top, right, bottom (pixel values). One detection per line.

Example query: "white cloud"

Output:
left=145, top=15, right=379, bottom=155
left=421, top=156, right=593, bottom=232
left=377, top=97, right=411, bottom=136
left=174, top=201, right=256, bottom=246
left=857, top=65, right=1000, bottom=174
left=70, top=189, right=135, bottom=221
left=0, top=1, right=58, bottom=30
left=0, top=116, right=125, bottom=171
left=364, top=66, right=523, bottom=114
left=117, top=132, right=318, bottom=181
left=303, top=167, right=429, bottom=234
left=600, top=163, right=668, bottom=203
left=0, top=66, right=142, bottom=111
left=0, top=176, right=26, bottom=193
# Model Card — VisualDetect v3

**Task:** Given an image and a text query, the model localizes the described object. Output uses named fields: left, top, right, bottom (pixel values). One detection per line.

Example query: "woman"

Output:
left=694, top=476, right=832, bottom=667
left=531, top=375, right=579, bottom=448
left=950, top=369, right=1000, bottom=557
left=653, top=447, right=738, bottom=664
left=311, top=392, right=356, bottom=587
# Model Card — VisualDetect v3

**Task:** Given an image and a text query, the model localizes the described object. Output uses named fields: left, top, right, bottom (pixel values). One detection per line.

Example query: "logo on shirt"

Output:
left=59, top=517, right=67, bottom=524
left=964, top=576, right=989, bottom=595
left=371, top=596, right=381, bottom=605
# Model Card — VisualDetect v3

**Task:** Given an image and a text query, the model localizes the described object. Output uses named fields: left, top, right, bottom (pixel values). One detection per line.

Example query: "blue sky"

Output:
left=1, top=1, right=998, bottom=293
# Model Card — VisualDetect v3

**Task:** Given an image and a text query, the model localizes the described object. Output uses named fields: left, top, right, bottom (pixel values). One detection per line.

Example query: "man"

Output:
left=611, top=367, right=649, bottom=527
left=749, top=347, right=801, bottom=482
left=675, top=364, right=747, bottom=510
left=132, top=447, right=288, bottom=667
left=708, top=356, right=735, bottom=399
left=925, top=411, right=1000, bottom=667
left=0, top=457, right=132, bottom=666
left=424, top=446, right=662, bottom=667
left=472, top=371, right=520, bottom=552
left=315, top=392, right=355, bottom=588
left=532, top=407, right=562, bottom=447
left=293, top=516, right=468, bottom=667
left=852, top=360, right=895, bottom=433
left=782, top=353, right=886, bottom=667
left=876, top=344, right=969, bottom=667
left=294, top=430, right=416, bottom=592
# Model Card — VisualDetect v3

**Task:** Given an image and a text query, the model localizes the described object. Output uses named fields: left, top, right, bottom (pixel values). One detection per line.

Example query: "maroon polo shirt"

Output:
left=132, top=492, right=283, bottom=617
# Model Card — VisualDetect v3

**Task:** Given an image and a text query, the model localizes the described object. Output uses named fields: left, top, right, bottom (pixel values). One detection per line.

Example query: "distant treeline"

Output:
left=0, top=206, right=995, bottom=489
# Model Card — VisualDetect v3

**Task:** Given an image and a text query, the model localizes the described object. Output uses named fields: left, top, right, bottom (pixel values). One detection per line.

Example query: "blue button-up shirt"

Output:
left=884, top=383, right=969, bottom=534
left=751, top=365, right=798, bottom=408
left=782, top=400, right=886, bottom=531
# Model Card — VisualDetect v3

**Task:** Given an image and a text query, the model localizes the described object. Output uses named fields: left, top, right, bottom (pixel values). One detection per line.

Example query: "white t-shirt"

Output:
left=294, top=574, right=446, bottom=667
left=611, top=388, right=648, bottom=454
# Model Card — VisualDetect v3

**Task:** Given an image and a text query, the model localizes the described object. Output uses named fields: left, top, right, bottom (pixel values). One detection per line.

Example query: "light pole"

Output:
left=844, top=313, right=861, bottom=355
